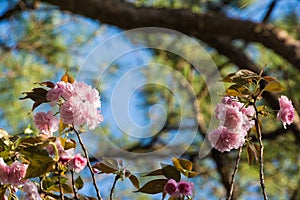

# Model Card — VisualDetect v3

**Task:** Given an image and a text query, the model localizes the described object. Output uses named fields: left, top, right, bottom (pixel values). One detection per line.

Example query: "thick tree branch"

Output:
left=40, top=0, right=300, bottom=69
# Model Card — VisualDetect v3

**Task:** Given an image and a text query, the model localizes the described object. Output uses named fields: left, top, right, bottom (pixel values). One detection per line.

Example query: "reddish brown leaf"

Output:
left=36, top=81, right=55, bottom=88
left=129, top=174, right=140, bottom=189
left=20, top=88, right=49, bottom=111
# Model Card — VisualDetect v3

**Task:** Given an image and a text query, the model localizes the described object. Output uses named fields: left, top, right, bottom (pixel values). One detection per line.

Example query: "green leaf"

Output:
left=135, top=179, right=168, bottom=194
left=60, top=138, right=76, bottom=150
left=25, top=160, right=56, bottom=179
left=129, top=174, right=140, bottom=189
left=263, top=79, right=285, bottom=93
left=48, top=183, right=73, bottom=194
left=142, top=169, right=164, bottom=177
left=162, top=165, right=181, bottom=182
left=75, top=176, right=84, bottom=190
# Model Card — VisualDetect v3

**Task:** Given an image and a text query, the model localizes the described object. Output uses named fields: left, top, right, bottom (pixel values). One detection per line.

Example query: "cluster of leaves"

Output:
left=134, top=158, right=197, bottom=199
left=0, top=131, right=84, bottom=199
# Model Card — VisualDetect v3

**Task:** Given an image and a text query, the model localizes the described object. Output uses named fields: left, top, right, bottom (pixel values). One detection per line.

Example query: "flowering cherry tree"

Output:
left=0, top=69, right=295, bottom=200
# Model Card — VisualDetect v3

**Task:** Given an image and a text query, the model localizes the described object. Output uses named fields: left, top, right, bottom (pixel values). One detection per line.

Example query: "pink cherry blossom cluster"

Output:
left=208, top=96, right=255, bottom=152
left=277, top=95, right=295, bottom=129
left=46, top=81, right=103, bottom=130
left=45, top=138, right=87, bottom=173
left=23, top=181, right=41, bottom=200
left=164, top=179, right=194, bottom=198
left=0, top=158, right=28, bottom=186
left=34, top=111, right=59, bottom=137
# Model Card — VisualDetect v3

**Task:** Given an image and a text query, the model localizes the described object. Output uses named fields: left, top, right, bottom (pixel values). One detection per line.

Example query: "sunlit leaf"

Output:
left=59, top=118, right=69, bottom=133
left=172, top=158, right=198, bottom=178
left=0, top=128, right=8, bottom=138
left=63, top=138, right=76, bottom=150
left=135, top=179, right=168, bottom=194
left=172, top=158, right=193, bottom=171
left=75, top=176, right=84, bottom=190
left=263, top=79, right=285, bottom=93
left=61, top=71, right=75, bottom=83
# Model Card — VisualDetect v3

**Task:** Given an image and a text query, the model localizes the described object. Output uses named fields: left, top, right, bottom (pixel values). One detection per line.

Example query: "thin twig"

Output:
left=74, top=128, right=102, bottom=200
left=57, top=166, right=64, bottom=200
left=71, top=170, right=79, bottom=200
left=226, top=146, right=243, bottom=200
left=110, top=175, right=120, bottom=200
left=254, top=104, right=268, bottom=200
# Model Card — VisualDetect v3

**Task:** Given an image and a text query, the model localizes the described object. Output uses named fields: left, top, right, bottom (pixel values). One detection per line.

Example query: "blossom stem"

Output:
left=226, top=146, right=243, bottom=200
left=71, top=170, right=79, bottom=200
left=254, top=103, right=268, bottom=200
left=110, top=175, right=120, bottom=200
left=57, top=165, right=64, bottom=200
left=74, top=128, right=102, bottom=200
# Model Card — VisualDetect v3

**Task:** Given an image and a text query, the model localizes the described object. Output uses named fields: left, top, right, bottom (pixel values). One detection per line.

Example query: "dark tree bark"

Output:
left=40, top=0, right=300, bottom=70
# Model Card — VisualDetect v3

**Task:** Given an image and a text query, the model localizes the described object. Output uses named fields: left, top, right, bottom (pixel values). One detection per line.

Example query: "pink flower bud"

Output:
left=164, top=179, right=178, bottom=196
left=177, top=181, right=194, bottom=196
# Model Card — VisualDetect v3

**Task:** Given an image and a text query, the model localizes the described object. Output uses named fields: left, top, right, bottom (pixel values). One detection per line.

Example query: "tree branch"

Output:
left=40, top=0, right=300, bottom=70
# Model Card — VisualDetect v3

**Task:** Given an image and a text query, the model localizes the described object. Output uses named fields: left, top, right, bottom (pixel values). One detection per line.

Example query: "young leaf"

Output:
left=263, top=79, right=285, bottom=93
left=172, top=158, right=198, bottom=178
left=263, top=76, right=276, bottom=82
left=162, top=165, right=181, bottom=182
left=129, top=174, right=140, bottom=189
left=172, top=158, right=193, bottom=172
left=75, top=176, right=84, bottom=190
left=61, top=71, right=75, bottom=83
left=135, top=179, right=168, bottom=194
